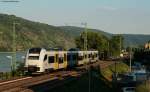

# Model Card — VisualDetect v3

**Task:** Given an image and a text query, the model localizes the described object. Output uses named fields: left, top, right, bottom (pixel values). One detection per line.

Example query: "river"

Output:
left=0, top=52, right=25, bottom=72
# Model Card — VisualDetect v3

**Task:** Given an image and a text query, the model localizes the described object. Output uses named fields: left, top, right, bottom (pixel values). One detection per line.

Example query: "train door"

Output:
left=95, top=52, right=99, bottom=61
left=54, top=53, right=59, bottom=70
left=84, top=52, right=88, bottom=64
left=58, top=52, right=64, bottom=69
left=74, top=52, right=78, bottom=66
left=48, top=54, right=55, bottom=70
left=88, top=52, right=92, bottom=63
left=47, top=51, right=58, bottom=71
left=64, top=53, right=67, bottom=69
left=67, top=52, right=71, bottom=67
left=92, top=52, right=95, bottom=61
left=70, top=52, right=74, bottom=66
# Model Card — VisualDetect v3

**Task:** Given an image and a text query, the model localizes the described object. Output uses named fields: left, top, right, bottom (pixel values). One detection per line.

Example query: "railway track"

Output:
left=0, top=71, right=83, bottom=92
left=0, top=76, right=31, bottom=84
left=0, top=60, right=115, bottom=92
left=27, top=71, right=84, bottom=92
left=76, top=60, right=115, bottom=70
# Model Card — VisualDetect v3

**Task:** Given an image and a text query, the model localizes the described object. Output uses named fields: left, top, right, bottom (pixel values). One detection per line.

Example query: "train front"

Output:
left=24, top=48, right=46, bottom=74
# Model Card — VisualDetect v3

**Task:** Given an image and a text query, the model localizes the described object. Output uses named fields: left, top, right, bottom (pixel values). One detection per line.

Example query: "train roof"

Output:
left=68, top=48, right=80, bottom=51
left=46, top=48, right=64, bottom=51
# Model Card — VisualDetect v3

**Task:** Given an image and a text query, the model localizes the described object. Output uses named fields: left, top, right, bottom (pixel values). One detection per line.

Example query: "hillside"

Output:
left=59, top=26, right=112, bottom=38
left=0, top=14, right=76, bottom=51
left=0, top=13, right=150, bottom=51
left=59, top=26, right=150, bottom=47
left=123, top=34, right=150, bottom=47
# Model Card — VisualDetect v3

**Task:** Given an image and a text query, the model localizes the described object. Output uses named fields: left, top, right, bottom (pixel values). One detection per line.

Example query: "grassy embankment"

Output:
left=101, top=62, right=129, bottom=81
left=50, top=62, right=129, bottom=92
left=0, top=71, right=24, bottom=80
left=136, top=82, right=150, bottom=92
left=0, top=62, right=25, bottom=80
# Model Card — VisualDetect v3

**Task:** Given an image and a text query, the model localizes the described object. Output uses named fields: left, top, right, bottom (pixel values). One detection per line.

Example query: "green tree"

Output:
left=75, top=31, right=109, bottom=51
left=109, top=35, right=124, bottom=56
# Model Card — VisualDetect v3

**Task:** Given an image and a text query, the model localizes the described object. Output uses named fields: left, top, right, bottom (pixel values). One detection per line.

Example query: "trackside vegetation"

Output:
left=136, top=82, right=150, bottom=92
left=50, top=62, right=129, bottom=92
left=75, top=31, right=124, bottom=57
left=101, top=62, right=129, bottom=81
left=0, top=61, right=25, bottom=80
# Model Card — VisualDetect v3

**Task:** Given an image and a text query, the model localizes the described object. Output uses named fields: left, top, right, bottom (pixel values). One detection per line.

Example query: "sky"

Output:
left=0, top=0, right=150, bottom=34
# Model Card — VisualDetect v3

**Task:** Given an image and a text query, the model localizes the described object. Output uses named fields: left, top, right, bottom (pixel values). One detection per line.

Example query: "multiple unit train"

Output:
left=24, top=48, right=99, bottom=73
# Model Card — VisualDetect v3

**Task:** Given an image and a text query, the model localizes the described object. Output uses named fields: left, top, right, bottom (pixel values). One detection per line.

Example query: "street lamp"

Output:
left=6, top=56, right=13, bottom=73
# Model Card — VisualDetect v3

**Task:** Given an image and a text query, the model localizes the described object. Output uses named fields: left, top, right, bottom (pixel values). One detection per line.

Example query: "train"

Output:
left=24, top=48, right=99, bottom=74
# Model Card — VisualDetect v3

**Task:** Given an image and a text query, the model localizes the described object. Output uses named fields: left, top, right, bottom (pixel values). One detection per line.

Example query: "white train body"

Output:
left=24, top=48, right=99, bottom=74
left=24, top=48, right=47, bottom=73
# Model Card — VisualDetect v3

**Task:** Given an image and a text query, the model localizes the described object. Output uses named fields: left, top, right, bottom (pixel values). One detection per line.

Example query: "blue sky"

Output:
left=0, top=0, right=150, bottom=34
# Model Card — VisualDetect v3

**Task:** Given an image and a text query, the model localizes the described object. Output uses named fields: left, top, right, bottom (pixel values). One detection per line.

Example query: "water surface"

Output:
left=0, top=52, right=25, bottom=72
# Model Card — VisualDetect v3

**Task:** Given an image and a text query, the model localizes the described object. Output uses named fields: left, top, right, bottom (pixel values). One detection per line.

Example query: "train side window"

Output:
left=44, top=55, right=47, bottom=61
left=78, top=56, right=83, bottom=60
left=48, top=56, right=54, bottom=63
left=59, top=57, right=63, bottom=63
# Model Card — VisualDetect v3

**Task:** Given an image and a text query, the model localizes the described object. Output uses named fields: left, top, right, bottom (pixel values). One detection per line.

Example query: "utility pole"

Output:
left=12, top=22, right=20, bottom=75
left=81, top=22, right=88, bottom=64
left=119, top=36, right=122, bottom=56
left=107, top=41, right=110, bottom=58
left=6, top=56, right=13, bottom=73
left=129, top=46, right=132, bottom=72
left=81, top=22, right=91, bottom=92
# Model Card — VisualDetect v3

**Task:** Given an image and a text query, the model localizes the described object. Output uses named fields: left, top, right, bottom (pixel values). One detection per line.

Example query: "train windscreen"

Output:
left=29, top=48, right=41, bottom=54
